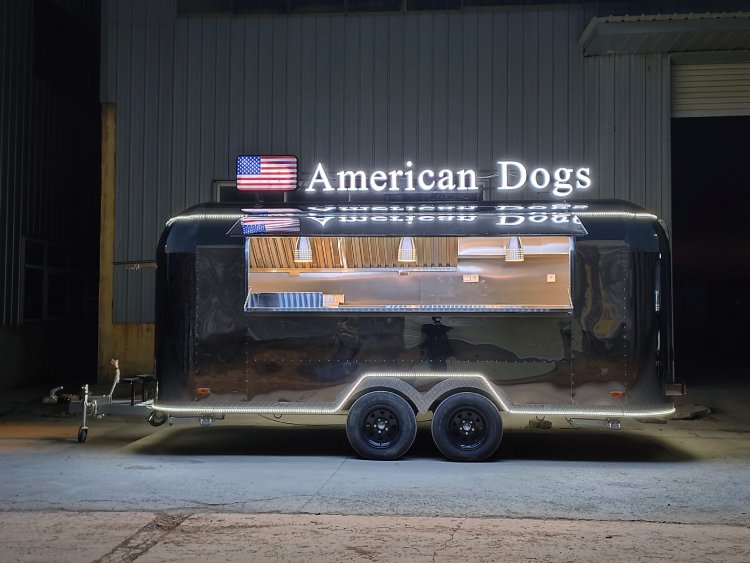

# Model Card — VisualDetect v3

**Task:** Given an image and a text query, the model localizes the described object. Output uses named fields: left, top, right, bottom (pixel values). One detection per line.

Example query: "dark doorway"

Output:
left=671, top=116, right=750, bottom=383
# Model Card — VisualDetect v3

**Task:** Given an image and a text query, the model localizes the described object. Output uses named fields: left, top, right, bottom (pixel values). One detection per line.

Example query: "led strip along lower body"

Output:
left=153, top=372, right=675, bottom=418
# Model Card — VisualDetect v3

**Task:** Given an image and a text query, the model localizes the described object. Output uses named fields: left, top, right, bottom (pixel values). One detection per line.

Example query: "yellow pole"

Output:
left=97, top=103, right=116, bottom=381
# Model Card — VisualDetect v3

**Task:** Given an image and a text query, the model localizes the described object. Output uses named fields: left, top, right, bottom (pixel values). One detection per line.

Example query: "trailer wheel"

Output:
left=346, top=391, right=417, bottom=461
left=77, top=427, right=88, bottom=443
left=148, top=411, right=168, bottom=427
left=431, top=392, right=503, bottom=462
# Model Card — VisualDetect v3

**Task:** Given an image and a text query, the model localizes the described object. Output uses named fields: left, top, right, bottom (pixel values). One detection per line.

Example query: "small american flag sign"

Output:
left=240, top=216, right=300, bottom=235
left=236, top=155, right=298, bottom=191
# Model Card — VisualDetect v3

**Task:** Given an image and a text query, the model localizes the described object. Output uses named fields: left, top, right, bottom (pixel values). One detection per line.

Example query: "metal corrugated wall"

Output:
left=0, top=1, right=35, bottom=327
left=102, top=0, right=671, bottom=323
left=0, top=3, right=15, bottom=325
left=0, top=1, right=100, bottom=328
left=584, top=53, right=671, bottom=217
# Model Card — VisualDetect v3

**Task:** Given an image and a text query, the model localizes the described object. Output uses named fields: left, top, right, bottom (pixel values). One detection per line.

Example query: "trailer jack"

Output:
left=148, top=410, right=168, bottom=427
left=69, top=359, right=156, bottom=442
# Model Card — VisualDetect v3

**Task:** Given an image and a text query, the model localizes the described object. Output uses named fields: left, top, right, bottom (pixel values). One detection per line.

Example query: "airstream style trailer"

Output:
left=135, top=199, right=677, bottom=461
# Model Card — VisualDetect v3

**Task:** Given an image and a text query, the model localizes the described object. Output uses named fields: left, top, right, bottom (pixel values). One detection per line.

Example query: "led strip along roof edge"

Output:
left=166, top=213, right=246, bottom=227
left=574, top=211, right=657, bottom=220
left=153, top=372, right=675, bottom=418
left=165, top=210, right=659, bottom=226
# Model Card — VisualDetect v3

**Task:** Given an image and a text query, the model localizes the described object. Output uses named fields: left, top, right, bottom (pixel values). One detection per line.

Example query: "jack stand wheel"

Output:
left=77, top=427, right=88, bottom=443
left=148, top=411, right=168, bottom=427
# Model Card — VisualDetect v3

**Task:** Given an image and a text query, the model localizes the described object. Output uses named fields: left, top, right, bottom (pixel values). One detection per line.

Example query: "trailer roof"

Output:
left=225, top=203, right=590, bottom=237
left=161, top=200, right=664, bottom=252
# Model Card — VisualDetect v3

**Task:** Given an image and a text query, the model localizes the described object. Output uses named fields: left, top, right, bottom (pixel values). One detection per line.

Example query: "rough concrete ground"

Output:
left=2, top=512, right=750, bottom=563
left=0, top=382, right=749, bottom=561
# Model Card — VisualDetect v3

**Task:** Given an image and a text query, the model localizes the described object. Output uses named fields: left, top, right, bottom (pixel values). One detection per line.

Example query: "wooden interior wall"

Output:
left=249, top=237, right=459, bottom=269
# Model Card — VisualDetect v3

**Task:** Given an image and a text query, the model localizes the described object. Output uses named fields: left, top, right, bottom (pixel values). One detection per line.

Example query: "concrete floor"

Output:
left=0, top=383, right=749, bottom=561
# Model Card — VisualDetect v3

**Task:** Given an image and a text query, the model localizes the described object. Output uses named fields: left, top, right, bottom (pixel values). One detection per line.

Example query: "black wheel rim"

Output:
left=447, top=408, right=487, bottom=451
left=363, top=407, right=400, bottom=449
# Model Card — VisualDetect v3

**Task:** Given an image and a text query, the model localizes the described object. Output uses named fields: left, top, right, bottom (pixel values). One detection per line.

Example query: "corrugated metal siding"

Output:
left=0, top=1, right=32, bottom=327
left=583, top=53, right=671, bottom=218
left=0, top=1, right=100, bottom=327
left=102, top=1, right=672, bottom=322
left=580, top=12, right=750, bottom=56
left=672, top=62, right=750, bottom=117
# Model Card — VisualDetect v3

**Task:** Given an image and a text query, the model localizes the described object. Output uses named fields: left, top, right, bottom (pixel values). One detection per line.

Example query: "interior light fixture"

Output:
left=294, top=236, right=313, bottom=263
left=505, top=236, right=524, bottom=262
left=397, top=236, right=417, bottom=263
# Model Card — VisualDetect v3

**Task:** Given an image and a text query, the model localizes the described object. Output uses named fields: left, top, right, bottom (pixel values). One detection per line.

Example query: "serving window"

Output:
left=244, top=236, right=573, bottom=313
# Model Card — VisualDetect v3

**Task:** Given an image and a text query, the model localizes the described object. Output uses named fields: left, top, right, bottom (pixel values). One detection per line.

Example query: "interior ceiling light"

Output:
left=505, top=236, right=524, bottom=262
left=397, top=236, right=417, bottom=263
left=294, top=236, right=313, bottom=263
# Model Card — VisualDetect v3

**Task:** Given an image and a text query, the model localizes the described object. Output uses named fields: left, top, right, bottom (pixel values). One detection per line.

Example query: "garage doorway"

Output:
left=671, top=116, right=750, bottom=382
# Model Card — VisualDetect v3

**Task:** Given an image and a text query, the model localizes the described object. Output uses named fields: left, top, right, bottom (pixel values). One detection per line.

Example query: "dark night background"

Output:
left=672, top=116, right=750, bottom=383
left=2, top=0, right=750, bottom=389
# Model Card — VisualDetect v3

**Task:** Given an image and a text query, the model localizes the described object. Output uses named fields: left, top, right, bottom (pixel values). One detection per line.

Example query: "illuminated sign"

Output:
left=237, top=155, right=298, bottom=191
left=304, top=161, right=591, bottom=198
left=497, top=161, right=590, bottom=197
left=306, top=161, right=479, bottom=192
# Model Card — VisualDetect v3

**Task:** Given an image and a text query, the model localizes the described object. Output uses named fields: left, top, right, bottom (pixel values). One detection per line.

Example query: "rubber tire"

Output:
left=77, top=427, right=88, bottom=443
left=346, top=391, right=417, bottom=461
left=148, top=411, right=168, bottom=427
left=431, top=392, right=503, bottom=462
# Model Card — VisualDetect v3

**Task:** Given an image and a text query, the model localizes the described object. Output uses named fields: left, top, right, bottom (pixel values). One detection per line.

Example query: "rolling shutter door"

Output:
left=672, top=62, right=750, bottom=117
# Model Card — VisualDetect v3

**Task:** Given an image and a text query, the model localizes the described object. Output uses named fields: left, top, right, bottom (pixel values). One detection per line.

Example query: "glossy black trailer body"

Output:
left=154, top=201, right=674, bottom=419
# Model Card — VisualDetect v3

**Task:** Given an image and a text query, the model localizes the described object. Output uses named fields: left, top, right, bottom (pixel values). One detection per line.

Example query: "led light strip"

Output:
left=574, top=211, right=657, bottom=220
left=166, top=213, right=246, bottom=226
left=165, top=211, right=657, bottom=225
left=154, top=372, right=675, bottom=418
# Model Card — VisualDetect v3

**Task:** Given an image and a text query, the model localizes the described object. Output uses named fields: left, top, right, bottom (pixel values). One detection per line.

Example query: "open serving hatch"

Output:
left=230, top=205, right=586, bottom=314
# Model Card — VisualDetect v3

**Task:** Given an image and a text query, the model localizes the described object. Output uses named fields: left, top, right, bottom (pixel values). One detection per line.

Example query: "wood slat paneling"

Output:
left=249, top=237, right=458, bottom=270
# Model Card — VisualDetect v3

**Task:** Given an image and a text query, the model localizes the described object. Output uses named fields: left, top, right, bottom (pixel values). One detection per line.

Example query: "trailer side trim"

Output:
left=152, top=372, right=675, bottom=418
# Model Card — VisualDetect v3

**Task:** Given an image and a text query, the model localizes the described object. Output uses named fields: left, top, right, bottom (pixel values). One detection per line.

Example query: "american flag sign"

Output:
left=240, top=216, right=300, bottom=235
left=236, top=155, right=298, bottom=191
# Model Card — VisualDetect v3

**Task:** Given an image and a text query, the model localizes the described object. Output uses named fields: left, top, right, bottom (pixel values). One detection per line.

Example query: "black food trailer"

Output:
left=73, top=200, right=681, bottom=461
